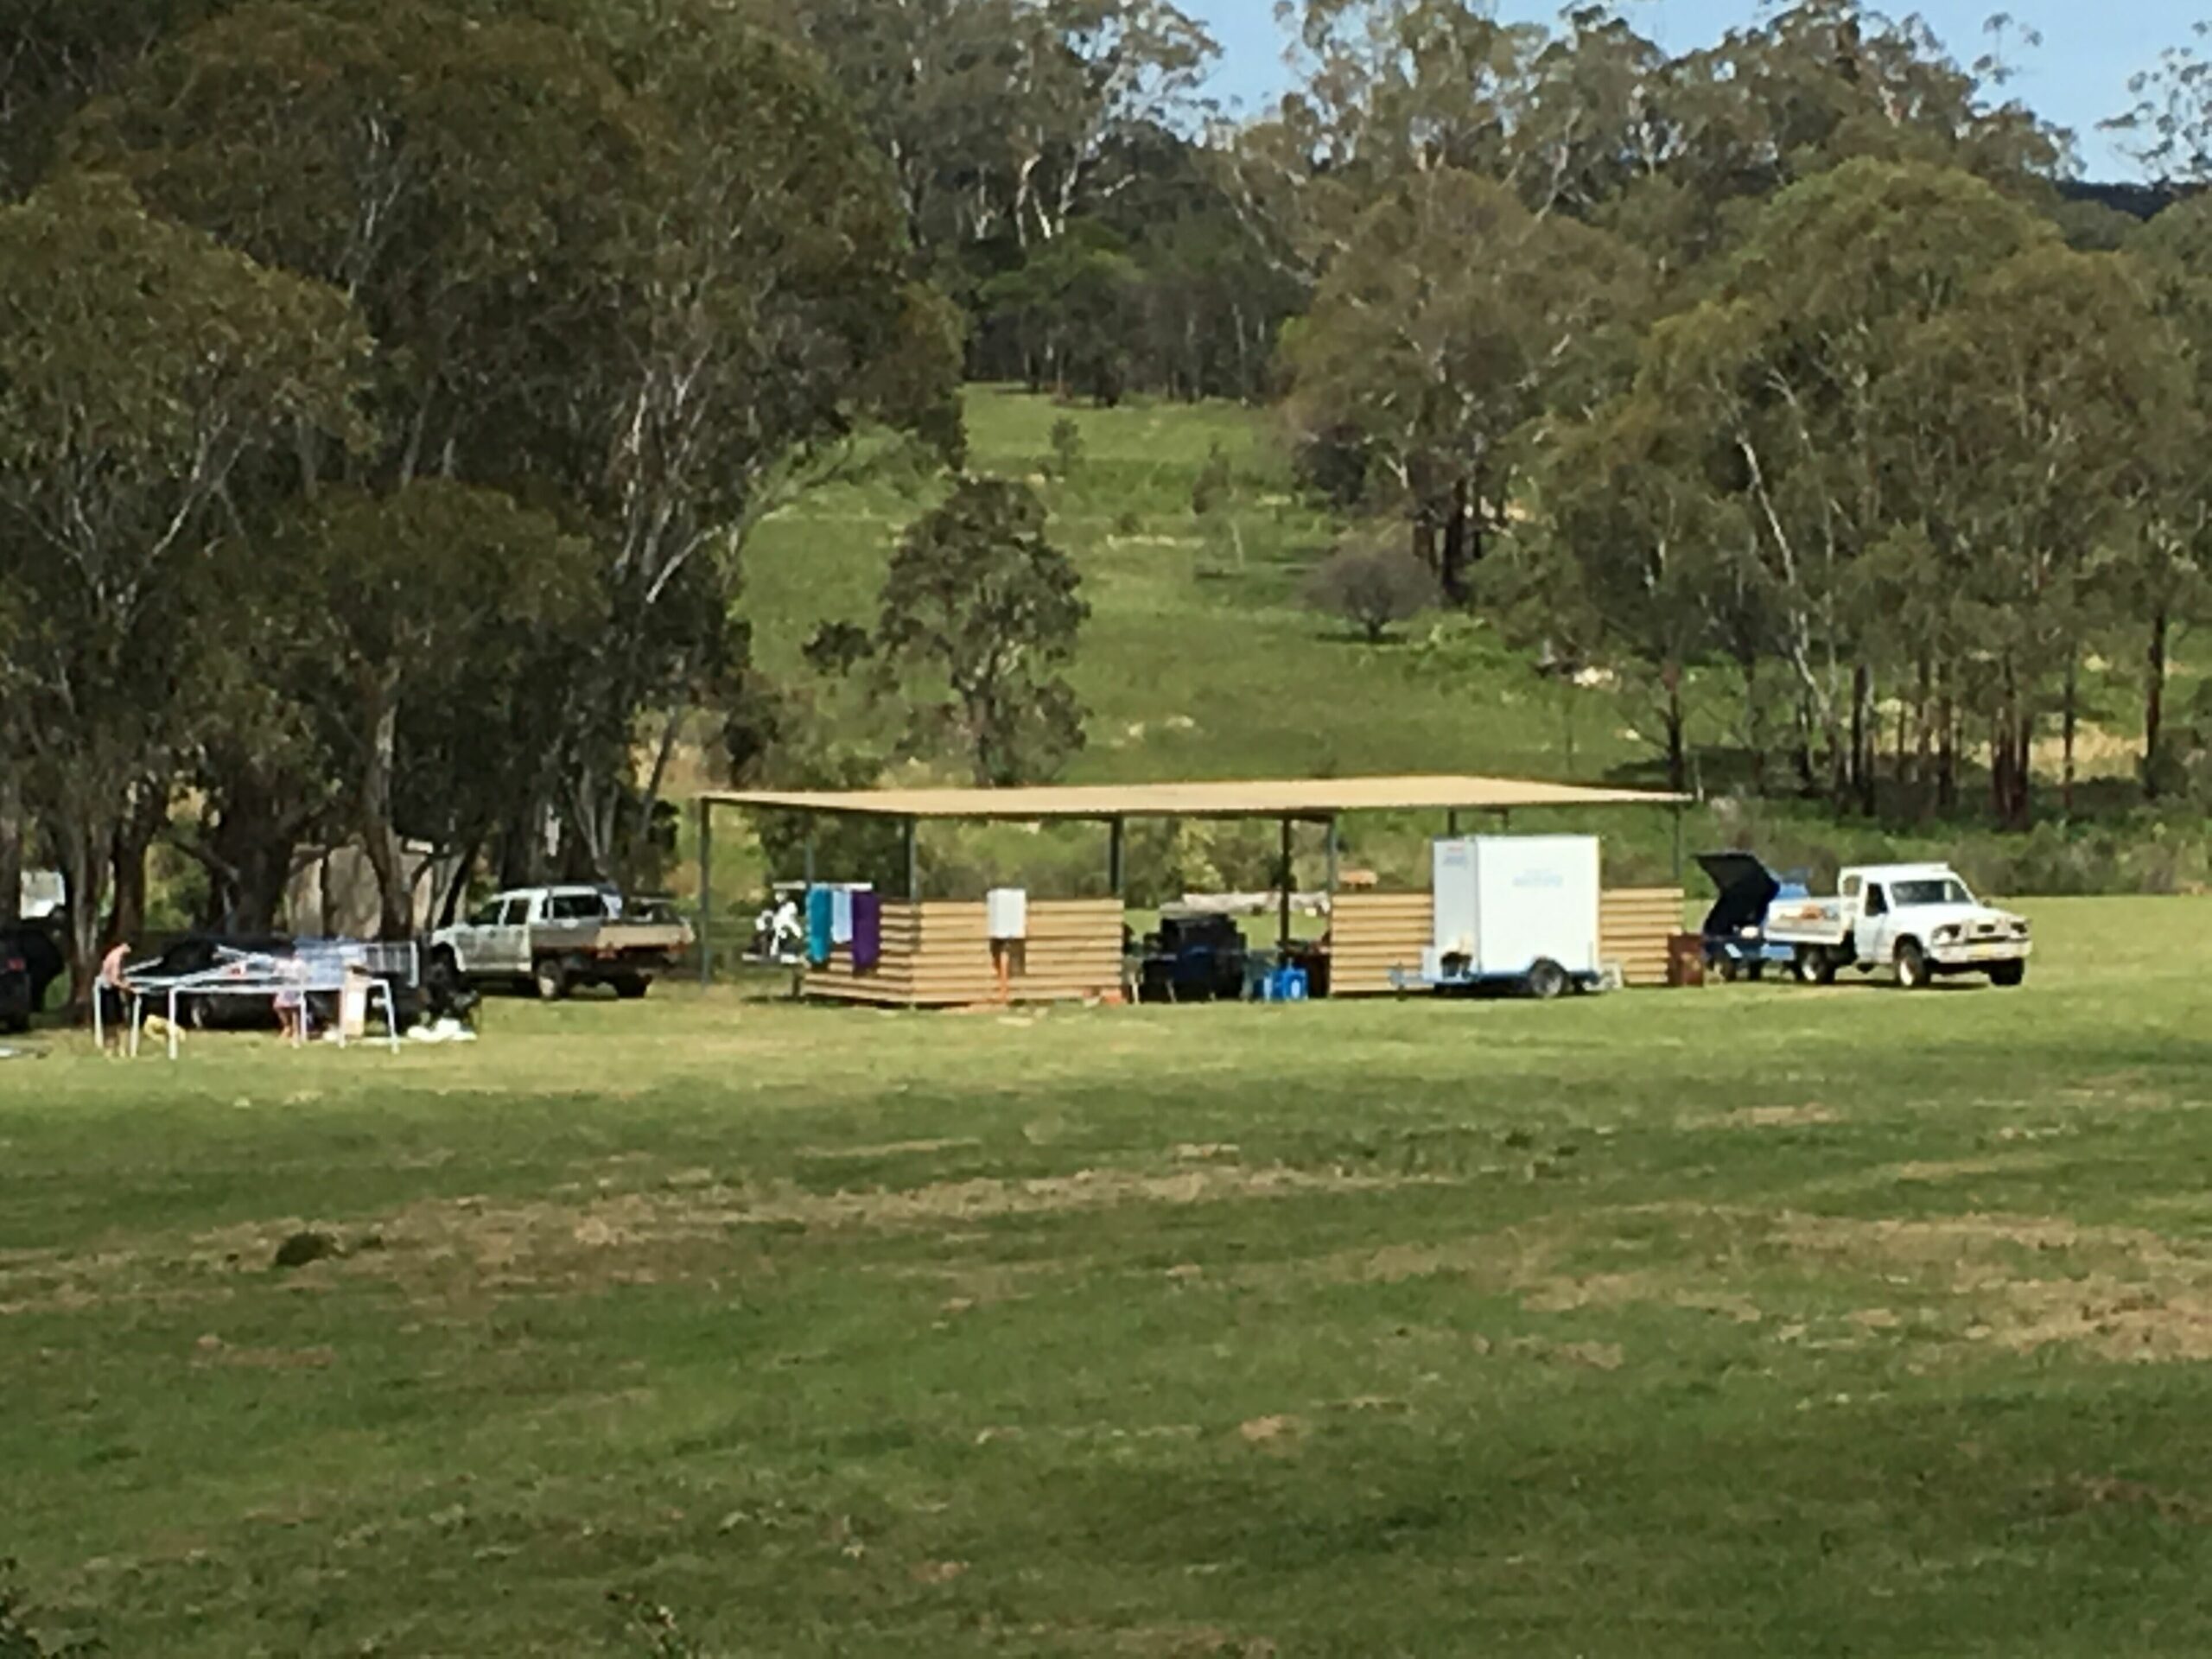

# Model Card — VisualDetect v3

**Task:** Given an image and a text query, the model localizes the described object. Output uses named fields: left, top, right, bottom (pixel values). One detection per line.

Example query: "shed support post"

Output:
left=1108, top=817, right=1125, bottom=900
left=1672, top=800, right=1685, bottom=887
left=1325, top=816, right=1339, bottom=900
left=803, top=832, right=816, bottom=891
left=904, top=817, right=919, bottom=903
left=1446, top=810, right=1460, bottom=838
left=1278, top=818, right=1294, bottom=947
left=697, top=800, right=715, bottom=987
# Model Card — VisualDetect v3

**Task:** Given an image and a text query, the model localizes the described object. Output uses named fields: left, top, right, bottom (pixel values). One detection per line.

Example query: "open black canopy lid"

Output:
left=1697, top=853, right=1779, bottom=937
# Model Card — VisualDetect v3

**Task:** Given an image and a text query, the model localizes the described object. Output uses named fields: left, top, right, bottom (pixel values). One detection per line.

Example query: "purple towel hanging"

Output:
left=852, top=890, right=884, bottom=971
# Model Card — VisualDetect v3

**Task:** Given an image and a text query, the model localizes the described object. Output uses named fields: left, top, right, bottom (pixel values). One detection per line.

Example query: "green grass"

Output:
left=7, top=899, right=2212, bottom=1654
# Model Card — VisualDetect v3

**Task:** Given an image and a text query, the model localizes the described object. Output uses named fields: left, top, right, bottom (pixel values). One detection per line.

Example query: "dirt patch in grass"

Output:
left=795, top=1138, right=982, bottom=1162
left=0, top=1164, right=1440, bottom=1313
left=1882, top=1157, right=2057, bottom=1184
left=2062, top=1475, right=2212, bottom=1526
left=1777, top=1211, right=2212, bottom=1363
left=1700, top=1105, right=1843, bottom=1129
left=1292, top=1201, right=2212, bottom=1366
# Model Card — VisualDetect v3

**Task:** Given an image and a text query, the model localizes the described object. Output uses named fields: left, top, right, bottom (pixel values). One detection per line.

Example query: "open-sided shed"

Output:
left=697, top=774, right=1688, bottom=1006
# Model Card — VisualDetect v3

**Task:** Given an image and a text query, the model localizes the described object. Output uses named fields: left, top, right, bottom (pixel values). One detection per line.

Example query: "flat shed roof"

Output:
left=702, top=774, right=1685, bottom=823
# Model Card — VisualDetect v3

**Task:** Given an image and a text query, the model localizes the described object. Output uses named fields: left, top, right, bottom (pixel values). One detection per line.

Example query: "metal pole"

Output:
left=1446, top=810, right=1460, bottom=838
left=1672, top=800, right=1685, bottom=887
left=1108, top=817, right=1125, bottom=900
left=803, top=831, right=817, bottom=891
left=1279, top=818, right=1294, bottom=947
left=904, top=817, right=919, bottom=903
left=696, top=798, right=714, bottom=988
left=1325, top=816, right=1339, bottom=898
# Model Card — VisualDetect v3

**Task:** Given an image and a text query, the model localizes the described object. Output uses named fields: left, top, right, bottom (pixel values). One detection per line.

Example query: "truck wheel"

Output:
left=1895, top=940, right=1932, bottom=991
left=613, top=975, right=649, bottom=1001
left=1988, top=960, right=2026, bottom=988
left=533, top=957, right=572, bottom=1001
left=1796, top=950, right=1836, bottom=986
left=1718, top=957, right=1742, bottom=984
left=1525, top=959, right=1569, bottom=1001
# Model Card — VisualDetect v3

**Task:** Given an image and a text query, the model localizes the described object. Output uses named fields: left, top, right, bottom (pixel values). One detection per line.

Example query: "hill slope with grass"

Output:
left=745, top=388, right=1649, bottom=788
left=719, top=389, right=2211, bottom=901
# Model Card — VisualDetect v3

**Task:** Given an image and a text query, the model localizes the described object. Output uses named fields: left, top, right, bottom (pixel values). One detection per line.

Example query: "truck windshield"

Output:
left=1891, top=878, right=1972, bottom=907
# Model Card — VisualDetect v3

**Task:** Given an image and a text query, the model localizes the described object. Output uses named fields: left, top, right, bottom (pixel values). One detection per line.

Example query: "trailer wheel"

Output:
left=613, top=975, right=649, bottom=1001
left=1526, top=959, right=1569, bottom=1001
left=1895, top=939, right=1932, bottom=991
left=1988, top=960, right=2026, bottom=988
left=533, top=957, right=572, bottom=1001
left=1717, top=957, right=1741, bottom=984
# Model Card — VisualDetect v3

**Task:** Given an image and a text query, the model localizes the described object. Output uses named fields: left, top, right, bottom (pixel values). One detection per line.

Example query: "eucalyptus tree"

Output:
left=0, top=173, right=367, bottom=994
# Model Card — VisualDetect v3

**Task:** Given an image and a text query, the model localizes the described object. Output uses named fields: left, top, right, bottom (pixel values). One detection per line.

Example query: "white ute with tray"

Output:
left=429, top=886, right=693, bottom=1001
left=1763, top=863, right=2031, bottom=989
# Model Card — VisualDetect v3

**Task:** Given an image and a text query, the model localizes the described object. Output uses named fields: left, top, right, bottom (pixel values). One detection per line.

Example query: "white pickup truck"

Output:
left=427, top=886, right=693, bottom=1001
left=1764, top=863, right=2031, bottom=989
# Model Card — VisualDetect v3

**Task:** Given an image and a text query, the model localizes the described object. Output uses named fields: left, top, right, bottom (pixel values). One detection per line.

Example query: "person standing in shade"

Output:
left=98, top=939, right=135, bottom=1052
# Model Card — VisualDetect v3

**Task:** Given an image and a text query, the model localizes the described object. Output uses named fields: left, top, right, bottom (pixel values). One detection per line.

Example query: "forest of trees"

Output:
left=8, top=0, right=2212, bottom=997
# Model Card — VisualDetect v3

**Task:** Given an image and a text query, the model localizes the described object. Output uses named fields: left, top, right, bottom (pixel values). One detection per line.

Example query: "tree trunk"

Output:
left=0, top=772, right=22, bottom=931
left=1999, top=716, right=2017, bottom=827
left=1662, top=663, right=1687, bottom=794
left=1850, top=662, right=1876, bottom=817
left=439, top=838, right=480, bottom=927
left=1936, top=669, right=1958, bottom=814
left=105, top=784, right=165, bottom=950
left=359, top=696, right=415, bottom=942
left=1438, top=479, right=1478, bottom=604
left=201, top=780, right=303, bottom=933
left=2061, top=652, right=2079, bottom=819
left=2145, top=604, right=2170, bottom=801
left=1741, top=653, right=1768, bottom=794
left=1794, top=694, right=1817, bottom=795
left=1912, top=654, right=1934, bottom=816
left=58, top=819, right=107, bottom=1016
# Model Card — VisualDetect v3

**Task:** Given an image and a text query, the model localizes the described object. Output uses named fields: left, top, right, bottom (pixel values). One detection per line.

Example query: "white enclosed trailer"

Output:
left=1401, top=835, right=1603, bottom=1000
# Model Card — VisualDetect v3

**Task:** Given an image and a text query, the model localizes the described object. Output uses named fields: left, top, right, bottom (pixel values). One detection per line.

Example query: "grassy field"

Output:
left=6, top=899, right=2212, bottom=1655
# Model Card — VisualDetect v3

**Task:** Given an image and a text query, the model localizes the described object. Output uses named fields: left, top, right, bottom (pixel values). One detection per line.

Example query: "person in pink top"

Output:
left=99, top=941, right=134, bottom=1050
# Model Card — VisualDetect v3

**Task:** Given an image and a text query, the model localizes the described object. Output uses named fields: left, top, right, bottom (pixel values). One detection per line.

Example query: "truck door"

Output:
left=486, top=895, right=533, bottom=976
left=1853, top=883, right=1893, bottom=968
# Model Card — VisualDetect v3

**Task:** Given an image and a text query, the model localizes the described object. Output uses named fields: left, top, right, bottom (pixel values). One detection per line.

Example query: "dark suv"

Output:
left=0, top=925, right=62, bottom=1034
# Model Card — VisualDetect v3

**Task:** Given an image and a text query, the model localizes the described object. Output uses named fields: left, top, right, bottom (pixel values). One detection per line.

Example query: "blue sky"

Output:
left=1184, top=1, right=2204, bottom=178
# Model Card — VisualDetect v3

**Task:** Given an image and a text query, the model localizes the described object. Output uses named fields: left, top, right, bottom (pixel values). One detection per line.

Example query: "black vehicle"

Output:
left=130, top=934, right=298, bottom=1029
left=0, top=924, right=63, bottom=1034
left=0, top=946, right=30, bottom=1034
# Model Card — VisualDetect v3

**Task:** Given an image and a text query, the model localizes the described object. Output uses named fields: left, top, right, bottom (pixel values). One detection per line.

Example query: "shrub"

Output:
left=1304, top=541, right=1440, bottom=642
left=1191, top=442, right=1234, bottom=518
left=1044, top=416, right=1084, bottom=478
